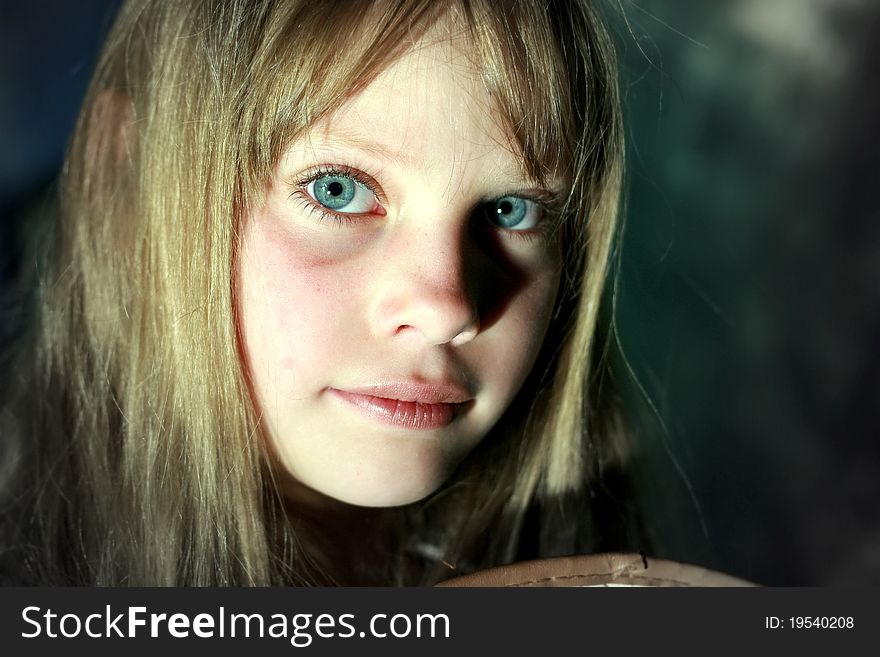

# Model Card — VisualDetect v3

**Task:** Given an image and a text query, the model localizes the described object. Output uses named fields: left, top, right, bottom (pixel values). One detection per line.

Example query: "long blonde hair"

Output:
left=1, top=0, right=637, bottom=585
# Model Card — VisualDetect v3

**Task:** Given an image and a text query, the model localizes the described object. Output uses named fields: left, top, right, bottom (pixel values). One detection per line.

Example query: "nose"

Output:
left=370, top=225, right=480, bottom=347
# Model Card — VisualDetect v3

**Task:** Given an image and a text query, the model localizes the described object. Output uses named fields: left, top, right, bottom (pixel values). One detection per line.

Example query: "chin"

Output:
left=274, top=435, right=466, bottom=508
left=323, top=476, right=445, bottom=508
left=304, top=457, right=451, bottom=508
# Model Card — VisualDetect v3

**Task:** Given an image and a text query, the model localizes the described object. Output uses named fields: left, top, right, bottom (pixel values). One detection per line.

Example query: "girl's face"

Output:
left=238, top=30, right=562, bottom=507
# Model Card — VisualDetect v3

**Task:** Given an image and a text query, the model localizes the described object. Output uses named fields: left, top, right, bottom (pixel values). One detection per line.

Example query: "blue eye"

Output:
left=306, top=174, right=378, bottom=213
left=485, top=196, right=541, bottom=231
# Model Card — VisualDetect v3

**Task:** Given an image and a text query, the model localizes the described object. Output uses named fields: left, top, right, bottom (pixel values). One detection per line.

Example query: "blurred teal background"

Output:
left=1, top=0, right=878, bottom=584
left=609, top=0, right=879, bottom=584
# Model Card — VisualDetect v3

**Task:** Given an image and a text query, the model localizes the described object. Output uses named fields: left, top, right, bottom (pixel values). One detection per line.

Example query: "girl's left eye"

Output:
left=305, top=174, right=381, bottom=214
left=483, top=196, right=542, bottom=231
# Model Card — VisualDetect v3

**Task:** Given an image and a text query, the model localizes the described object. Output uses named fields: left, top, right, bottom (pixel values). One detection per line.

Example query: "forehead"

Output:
left=298, top=26, right=529, bottom=183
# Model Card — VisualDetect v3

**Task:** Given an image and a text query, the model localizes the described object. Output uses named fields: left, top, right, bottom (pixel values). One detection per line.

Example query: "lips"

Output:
left=329, top=381, right=473, bottom=430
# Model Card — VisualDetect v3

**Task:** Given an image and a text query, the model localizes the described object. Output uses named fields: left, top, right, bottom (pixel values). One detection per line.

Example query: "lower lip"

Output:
left=330, top=389, right=462, bottom=430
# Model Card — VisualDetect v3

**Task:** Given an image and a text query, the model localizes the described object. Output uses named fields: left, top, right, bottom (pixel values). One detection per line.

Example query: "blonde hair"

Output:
left=1, top=0, right=637, bottom=585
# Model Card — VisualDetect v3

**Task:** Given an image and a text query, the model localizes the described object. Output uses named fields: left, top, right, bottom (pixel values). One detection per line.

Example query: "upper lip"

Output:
left=333, top=379, right=474, bottom=405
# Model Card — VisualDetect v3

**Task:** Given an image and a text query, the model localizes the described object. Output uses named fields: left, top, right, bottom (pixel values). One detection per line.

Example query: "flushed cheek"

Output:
left=241, top=210, right=368, bottom=383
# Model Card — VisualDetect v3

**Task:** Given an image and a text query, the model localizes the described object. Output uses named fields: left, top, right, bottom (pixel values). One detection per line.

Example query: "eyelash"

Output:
left=289, top=164, right=556, bottom=241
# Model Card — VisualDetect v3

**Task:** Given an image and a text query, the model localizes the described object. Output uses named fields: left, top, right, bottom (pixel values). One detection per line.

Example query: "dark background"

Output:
left=2, top=0, right=878, bottom=585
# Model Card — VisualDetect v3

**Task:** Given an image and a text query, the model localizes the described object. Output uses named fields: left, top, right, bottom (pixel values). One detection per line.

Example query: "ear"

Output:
left=86, top=90, right=134, bottom=166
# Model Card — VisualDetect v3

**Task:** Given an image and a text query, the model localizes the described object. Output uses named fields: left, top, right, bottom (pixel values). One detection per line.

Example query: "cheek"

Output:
left=511, top=267, right=561, bottom=359
left=477, top=259, right=561, bottom=402
left=237, top=210, right=362, bottom=393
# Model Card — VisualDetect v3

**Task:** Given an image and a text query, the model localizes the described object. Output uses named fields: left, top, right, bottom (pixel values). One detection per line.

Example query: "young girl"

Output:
left=0, top=0, right=645, bottom=585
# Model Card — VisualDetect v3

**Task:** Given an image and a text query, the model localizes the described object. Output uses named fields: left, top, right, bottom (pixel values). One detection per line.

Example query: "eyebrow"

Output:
left=302, top=129, right=415, bottom=169
left=300, top=128, right=566, bottom=201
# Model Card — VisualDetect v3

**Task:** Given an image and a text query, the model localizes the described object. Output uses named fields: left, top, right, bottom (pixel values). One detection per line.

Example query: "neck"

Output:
left=273, top=474, right=410, bottom=585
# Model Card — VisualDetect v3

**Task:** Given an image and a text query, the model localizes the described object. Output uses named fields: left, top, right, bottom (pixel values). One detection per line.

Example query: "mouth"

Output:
left=329, top=381, right=474, bottom=430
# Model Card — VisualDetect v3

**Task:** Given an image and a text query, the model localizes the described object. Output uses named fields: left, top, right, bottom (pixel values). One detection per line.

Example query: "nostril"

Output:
left=449, top=321, right=479, bottom=347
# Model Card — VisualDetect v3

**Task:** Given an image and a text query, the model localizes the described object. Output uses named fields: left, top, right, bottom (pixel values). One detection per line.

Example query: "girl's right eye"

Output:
left=304, top=172, right=384, bottom=216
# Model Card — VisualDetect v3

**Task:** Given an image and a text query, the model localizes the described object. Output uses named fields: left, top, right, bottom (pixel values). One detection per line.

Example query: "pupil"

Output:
left=328, top=181, right=344, bottom=197
left=499, top=200, right=513, bottom=214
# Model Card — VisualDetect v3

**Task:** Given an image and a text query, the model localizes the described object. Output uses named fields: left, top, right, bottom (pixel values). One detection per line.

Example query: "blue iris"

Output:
left=313, top=175, right=357, bottom=210
left=490, top=196, right=529, bottom=229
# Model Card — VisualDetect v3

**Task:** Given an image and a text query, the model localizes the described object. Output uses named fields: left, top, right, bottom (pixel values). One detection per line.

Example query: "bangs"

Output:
left=238, top=0, right=594, bottom=200
left=462, top=0, right=577, bottom=186
left=238, top=0, right=442, bottom=198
